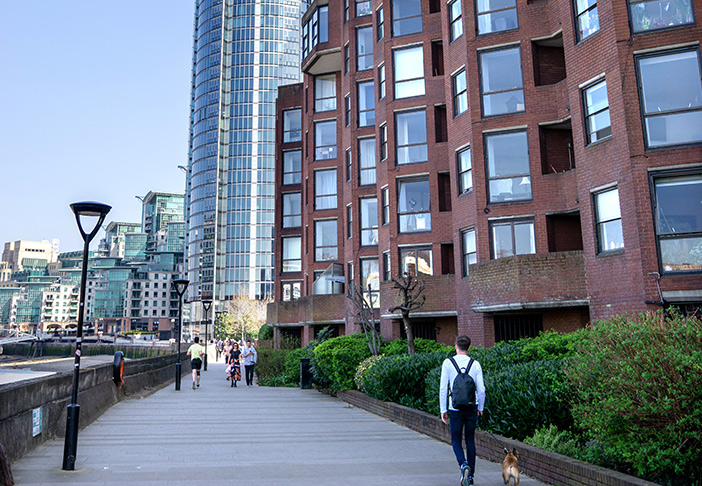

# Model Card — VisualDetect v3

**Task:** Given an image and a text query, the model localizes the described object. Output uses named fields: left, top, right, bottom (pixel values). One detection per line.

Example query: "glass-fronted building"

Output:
left=185, top=0, right=308, bottom=309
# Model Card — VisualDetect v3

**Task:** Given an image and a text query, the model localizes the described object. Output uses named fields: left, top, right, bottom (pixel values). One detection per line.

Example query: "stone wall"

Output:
left=0, top=353, right=191, bottom=464
left=338, top=390, right=660, bottom=486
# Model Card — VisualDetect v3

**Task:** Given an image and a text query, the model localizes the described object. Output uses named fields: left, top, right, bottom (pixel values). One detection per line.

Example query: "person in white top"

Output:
left=241, top=339, right=258, bottom=387
left=439, top=335, right=486, bottom=486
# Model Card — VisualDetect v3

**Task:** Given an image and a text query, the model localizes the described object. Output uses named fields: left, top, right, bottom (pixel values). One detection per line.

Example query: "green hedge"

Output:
left=313, top=333, right=371, bottom=391
left=566, top=311, right=702, bottom=485
left=380, top=338, right=453, bottom=356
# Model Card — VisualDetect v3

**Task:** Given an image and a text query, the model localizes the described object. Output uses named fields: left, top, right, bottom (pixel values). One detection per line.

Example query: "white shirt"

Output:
left=439, top=354, right=486, bottom=414
left=242, top=345, right=257, bottom=365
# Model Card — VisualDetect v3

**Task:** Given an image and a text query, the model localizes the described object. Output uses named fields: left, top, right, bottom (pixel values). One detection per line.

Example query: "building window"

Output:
left=282, top=193, right=302, bottom=228
left=637, top=49, right=702, bottom=148
left=449, top=0, right=463, bottom=41
left=359, top=138, right=377, bottom=185
left=282, top=237, right=302, bottom=272
left=477, top=0, right=518, bottom=35
left=315, top=169, right=337, bottom=210
left=383, top=251, right=391, bottom=280
left=398, top=177, right=431, bottom=232
left=574, top=0, right=599, bottom=41
left=393, top=46, right=425, bottom=99
left=345, top=0, right=350, bottom=21
left=282, top=282, right=301, bottom=301
left=491, top=219, right=535, bottom=259
left=457, top=147, right=472, bottom=194
left=346, top=148, right=353, bottom=182
left=302, top=6, right=329, bottom=58
left=652, top=172, right=702, bottom=273
left=382, top=186, right=390, bottom=225
left=347, top=204, right=353, bottom=238
left=395, top=110, right=428, bottom=165
left=583, top=79, right=611, bottom=144
left=453, top=68, right=468, bottom=116
left=315, top=220, right=338, bottom=261
left=378, top=64, right=386, bottom=99
left=357, top=26, right=374, bottom=71
left=392, top=0, right=423, bottom=36
left=345, top=94, right=351, bottom=126
left=361, top=258, right=380, bottom=308
left=344, top=44, right=350, bottom=73
left=629, top=0, right=694, bottom=33
left=315, top=120, right=337, bottom=160
left=283, top=109, right=302, bottom=142
left=357, top=0, right=372, bottom=17
left=480, top=47, right=524, bottom=117
left=358, top=81, right=376, bottom=127
left=485, top=130, right=531, bottom=203
left=594, top=187, right=624, bottom=253
left=283, top=150, right=302, bottom=185
left=461, top=228, right=477, bottom=277
left=377, top=7, right=385, bottom=40
left=360, top=197, right=379, bottom=246
left=380, top=124, right=388, bottom=160
left=315, top=75, right=336, bottom=112
left=401, top=247, right=433, bottom=275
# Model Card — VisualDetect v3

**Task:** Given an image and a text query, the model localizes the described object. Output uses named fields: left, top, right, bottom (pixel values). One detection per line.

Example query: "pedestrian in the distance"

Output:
left=227, top=342, right=242, bottom=387
left=187, top=336, right=205, bottom=390
left=223, top=339, right=233, bottom=377
left=241, top=339, right=257, bottom=387
left=439, top=335, right=486, bottom=486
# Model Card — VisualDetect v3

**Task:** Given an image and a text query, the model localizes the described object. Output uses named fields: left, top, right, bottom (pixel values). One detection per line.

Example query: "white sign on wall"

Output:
left=32, top=407, right=42, bottom=437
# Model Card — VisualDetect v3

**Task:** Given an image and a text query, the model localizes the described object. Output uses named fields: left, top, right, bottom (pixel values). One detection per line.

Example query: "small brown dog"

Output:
left=502, top=448, right=520, bottom=486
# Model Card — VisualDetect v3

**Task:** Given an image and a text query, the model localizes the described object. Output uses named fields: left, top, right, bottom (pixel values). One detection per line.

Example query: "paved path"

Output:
left=11, top=362, right=546, bottom=486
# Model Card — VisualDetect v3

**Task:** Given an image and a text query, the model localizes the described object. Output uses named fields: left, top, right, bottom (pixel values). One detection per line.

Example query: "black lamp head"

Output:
left=202, top=299, right=213, bottom=312
left=172, top=279, right=189, bottom=296
left=70, top=201, right=111, bottom=242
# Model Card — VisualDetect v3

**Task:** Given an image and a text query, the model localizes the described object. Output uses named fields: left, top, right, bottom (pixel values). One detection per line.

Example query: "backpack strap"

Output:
left=449, top=357, right=474, bottom=374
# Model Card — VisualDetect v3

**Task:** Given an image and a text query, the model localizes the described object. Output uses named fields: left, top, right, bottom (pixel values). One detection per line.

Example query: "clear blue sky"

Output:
left=0, top=1, right=195, bottom=253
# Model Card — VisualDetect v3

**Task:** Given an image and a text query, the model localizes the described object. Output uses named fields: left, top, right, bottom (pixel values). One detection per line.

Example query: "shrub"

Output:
left=424, top=365, right=442, bottom=416
left=282, top=347, right=314, bottom=386
left=518, top=329, right=587, bottom=362
left=524, top=425, right=585, bottom=459
left=255, top=346, right=289, bottom=384
left=381, top=338, right=453, bottom=356
left=566, top=311, right=702, bottom=484
left=481, top=359, right=573, bottom=441
left=354, top=355, right=385, bottom=393
left=362, top=352, right=448, bottom=412
left=258, top=325, right=273, bottom=340
left=313, top=333, right=371, bottom=390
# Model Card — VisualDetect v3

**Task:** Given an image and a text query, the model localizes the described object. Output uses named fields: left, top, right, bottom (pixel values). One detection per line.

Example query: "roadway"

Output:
left=10, top=360, right=547, bottom=485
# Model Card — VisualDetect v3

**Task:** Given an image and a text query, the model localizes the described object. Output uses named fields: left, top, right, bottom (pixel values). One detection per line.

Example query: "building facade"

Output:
left=268, top=0, right=702, bottom=347
left=184, top=0, right=309, bottom=316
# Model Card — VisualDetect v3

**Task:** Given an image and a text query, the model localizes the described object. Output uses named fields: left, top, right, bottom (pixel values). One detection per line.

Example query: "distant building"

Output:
left=1, top=240, right=58, bottom=275
left=99, top=222, right=142, bottom=258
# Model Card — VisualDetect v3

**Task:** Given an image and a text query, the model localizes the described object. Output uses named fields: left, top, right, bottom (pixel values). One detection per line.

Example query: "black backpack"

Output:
left=449, top=357, right=477, bottom=410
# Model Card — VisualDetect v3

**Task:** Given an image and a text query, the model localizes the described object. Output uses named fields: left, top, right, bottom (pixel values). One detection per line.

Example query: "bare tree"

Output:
left=224, top=289, right=272, bottom=341
left=388, top=273, right=426, bottom=355
left=347, top=282, right=381, bottom=356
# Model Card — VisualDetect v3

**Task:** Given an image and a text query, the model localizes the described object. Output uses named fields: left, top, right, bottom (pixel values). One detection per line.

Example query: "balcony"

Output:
left=380, top=274, right=456, bottom=320
left=468, top=251, right=588, bottom=312
left=267, top=293, right=346, bottom=327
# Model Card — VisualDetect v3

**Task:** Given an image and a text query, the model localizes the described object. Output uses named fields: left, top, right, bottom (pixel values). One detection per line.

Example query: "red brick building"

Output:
left=268, top=0, right=702, bottom=347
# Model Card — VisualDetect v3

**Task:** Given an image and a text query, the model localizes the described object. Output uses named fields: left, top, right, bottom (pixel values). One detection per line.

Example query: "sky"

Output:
left=0, top=1, right=195, bottom=253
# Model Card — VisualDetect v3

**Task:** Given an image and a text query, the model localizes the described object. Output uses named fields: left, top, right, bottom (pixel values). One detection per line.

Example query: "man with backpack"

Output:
left=440, top=335, right=486, bottom=486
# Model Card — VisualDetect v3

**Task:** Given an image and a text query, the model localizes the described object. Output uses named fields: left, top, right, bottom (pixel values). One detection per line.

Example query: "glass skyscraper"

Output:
left=186, top=0, right=306, bottom=308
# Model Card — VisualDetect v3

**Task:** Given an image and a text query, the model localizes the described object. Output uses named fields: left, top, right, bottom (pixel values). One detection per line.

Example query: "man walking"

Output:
left=241, top=339, right=257, bottom=387
left=187, top=336, right=205, bottom=390
left=440, top=335, right=486, bottom=486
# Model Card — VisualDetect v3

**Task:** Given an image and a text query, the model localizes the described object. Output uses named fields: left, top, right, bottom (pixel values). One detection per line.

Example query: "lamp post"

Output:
left=202, top=299, right=212, bottom=371
left=62, top=201, right=111, bottom=471
left=172, top=279, right=189, bottom=390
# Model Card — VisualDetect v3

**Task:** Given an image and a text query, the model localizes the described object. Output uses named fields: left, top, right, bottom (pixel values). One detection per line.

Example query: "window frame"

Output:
left=282, top=108, right=302, bottom=143
left=377, top=7, right=385, bottom=40
left=476, top=0, right=518, bottom=35
left=356, top=26, right=374, bottom=71
left=360, top=196, right=379, bottom=246
left=382, top=186, right=390, bottom=225
left=393, top=45, right=426, bottom=100
left=489, top=218, right=536, bottom=259
left=449, top=0, right=464, bottom=42
left=358, top=137, right=377, bottom=186
left=346, top=147, right=353, bottom=182
left=452, top=68, right=468, bottom=117
left=314, top=168, right=338, bottom=210
left=358, top=80, right=376, bottom=127
left=314, top=219, right=339, bottom=262
left=400, top=246, right=433, bottom=276
left=282, top=192, right=302, bottom=228
left=345, top=93, right=351, bottom=127
left=395, top=109, right=428, bottom=165
left=391, top=0, right=423, bottom=37
left=314, top=120, right=337, bottom=160
left=378, top=64, right=386, bottom=100
left=628, top=0, right=695, bottom=34
left=282, top=281, right=302, bottom=301
left=380, top=123, right=388, bottom=160
left=397, top=176, right=432, bottom=233
left=347, top=204, right=353, bottom=239
left=573, top=0, right=600, bottom=42
left=281, top=236, right=302, bottom=273
left=593, top=186, right=624, bottom=255
left=360, top=258, right=381, bottom=308
left=461, top=227, right=477, bottom=277
left=356, top=0, right=372, bottom=17
left=314, top=74, right=337, bottom=113
left=484, top=130, right=532, bottom=204
left=479, top=46, right=525, bottom=117
left=582, top=78, right=612, bottom=145
left=383, top=251, right=391, bottom=280
left=282, top=150, right=302, bottom=185
left=457, top=146, right=473, bottom=195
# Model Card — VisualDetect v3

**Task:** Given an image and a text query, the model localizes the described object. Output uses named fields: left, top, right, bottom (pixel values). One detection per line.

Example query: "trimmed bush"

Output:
left=255, top=346, right=289, bottom=384
left=362, top=352, right=449, bottom=411
left=381, top=338, right=453, bottom=356
left=566, top=311, right=702, bottom=484
left=424, top=365, right=442, bottom=416
left=313, top=333, right=371, bottom=390
left=258, top=325, right=273, bottom=340
left=282, top=347, right=314, bottom=385
left=524, top=425, right=584, bottom=459
left=354, top=355, right=385, bottom=393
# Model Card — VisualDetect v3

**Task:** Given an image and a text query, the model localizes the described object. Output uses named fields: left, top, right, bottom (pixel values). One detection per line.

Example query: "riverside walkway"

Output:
left=11, top=361, right=546, bottom=486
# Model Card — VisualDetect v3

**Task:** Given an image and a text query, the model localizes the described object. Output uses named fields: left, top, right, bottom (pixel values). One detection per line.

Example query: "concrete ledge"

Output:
left=338, top=390, right=660, bottom=486
left=0, top=352, right=191, bottom=464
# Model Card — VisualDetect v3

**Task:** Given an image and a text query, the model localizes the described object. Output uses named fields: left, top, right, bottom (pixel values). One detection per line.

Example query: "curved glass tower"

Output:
left=186, top=0, right=306, bottom=308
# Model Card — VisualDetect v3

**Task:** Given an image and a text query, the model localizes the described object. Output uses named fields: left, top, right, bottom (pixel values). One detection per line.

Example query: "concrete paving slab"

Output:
left=11, top=361, right=548, bottom=485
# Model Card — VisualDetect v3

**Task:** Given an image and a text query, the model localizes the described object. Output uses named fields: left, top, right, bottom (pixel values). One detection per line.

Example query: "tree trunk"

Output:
left=403, top=312, right=415, bottom=355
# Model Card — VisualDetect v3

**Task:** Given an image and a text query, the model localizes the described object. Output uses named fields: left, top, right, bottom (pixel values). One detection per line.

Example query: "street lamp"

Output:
left=63, top=201, right=111, bottom=471
left=172, top=279, right=189, bottom=390
left=202, top=299, right=212, bottom=371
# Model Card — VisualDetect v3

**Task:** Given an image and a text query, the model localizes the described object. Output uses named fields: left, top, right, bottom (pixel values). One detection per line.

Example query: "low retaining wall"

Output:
left=0, top=353, right=191, bottom=464
left=338, top=390, right=660, bottom=486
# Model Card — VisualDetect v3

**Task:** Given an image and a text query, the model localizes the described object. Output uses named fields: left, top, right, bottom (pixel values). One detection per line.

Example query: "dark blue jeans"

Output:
left=449, top=409, right=478, bottom=473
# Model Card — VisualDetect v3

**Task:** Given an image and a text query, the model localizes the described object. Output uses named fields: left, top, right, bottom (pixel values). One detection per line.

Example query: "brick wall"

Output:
left=338, top=391, right=661, bottom=486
